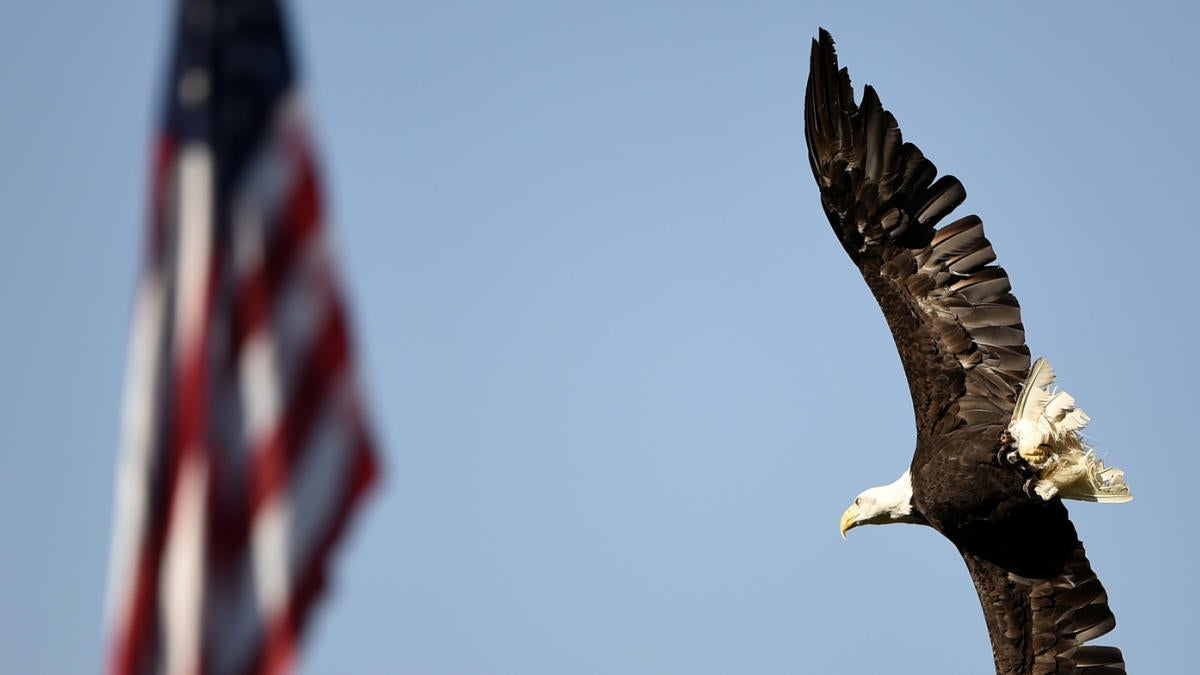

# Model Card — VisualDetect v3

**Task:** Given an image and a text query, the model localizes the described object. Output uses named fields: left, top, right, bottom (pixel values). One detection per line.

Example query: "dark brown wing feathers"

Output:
left=806, top=29, right=1124, bottom=674
left=806, top=30, right=1030, bottom=436
left=960, top=504, right=1124, bottom=674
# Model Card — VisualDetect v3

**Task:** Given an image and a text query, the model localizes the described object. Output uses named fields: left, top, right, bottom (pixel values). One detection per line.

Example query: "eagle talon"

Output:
left=1022, top=479, right=1036, bottom=498
left=996, top=444, right=1021, bottom=468
left=997, top=444, right=1041, bottom=482
left=995, top=431, right=1024, bottom=467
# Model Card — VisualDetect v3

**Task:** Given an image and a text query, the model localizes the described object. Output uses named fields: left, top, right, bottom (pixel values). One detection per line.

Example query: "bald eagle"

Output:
left=806, top=30, right=1132, bottom=674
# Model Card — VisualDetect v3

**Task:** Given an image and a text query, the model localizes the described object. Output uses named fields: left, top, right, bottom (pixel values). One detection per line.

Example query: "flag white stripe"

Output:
left=158, top=144, right=215, bottom=675
left=251, top=494, right=293, bottom=618
left=173, top=146, right=214, bottom=347
left=241, top=333, right=285, bottom=444
left=160, top=452, right=209, bottom=675
left=104, top=277, right=167, bottom=632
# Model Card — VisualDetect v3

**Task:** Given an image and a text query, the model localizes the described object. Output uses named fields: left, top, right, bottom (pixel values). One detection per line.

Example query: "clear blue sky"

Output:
left=3, top=1, right=1198, bottom=673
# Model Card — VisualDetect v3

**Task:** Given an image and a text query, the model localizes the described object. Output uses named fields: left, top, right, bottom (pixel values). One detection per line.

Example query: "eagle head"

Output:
left=840, top=469, right=924, bottom=538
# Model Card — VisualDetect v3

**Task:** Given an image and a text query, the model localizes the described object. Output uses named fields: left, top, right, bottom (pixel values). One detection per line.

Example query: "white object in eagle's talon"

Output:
left=1007, top=358, right=1132, bottom=503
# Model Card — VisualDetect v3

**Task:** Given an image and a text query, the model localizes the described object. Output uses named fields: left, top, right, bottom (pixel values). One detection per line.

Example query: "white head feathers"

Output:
left=840, top=469, right=923, bottom=538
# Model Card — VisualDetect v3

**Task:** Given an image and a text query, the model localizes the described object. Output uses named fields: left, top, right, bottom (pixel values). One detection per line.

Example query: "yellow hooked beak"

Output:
left=839, top=503, right=860, bottom=539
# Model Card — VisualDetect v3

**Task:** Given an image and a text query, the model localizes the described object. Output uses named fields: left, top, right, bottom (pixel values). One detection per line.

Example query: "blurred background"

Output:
left=2, top=1, right=1197, bottom=672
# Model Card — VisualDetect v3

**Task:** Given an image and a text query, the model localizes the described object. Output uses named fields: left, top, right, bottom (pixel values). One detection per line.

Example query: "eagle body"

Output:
left=807, top=30, right=1129, bottom=674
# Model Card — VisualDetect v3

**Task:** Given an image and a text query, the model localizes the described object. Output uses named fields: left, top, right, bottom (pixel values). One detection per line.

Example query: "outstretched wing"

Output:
left=958, top=501, right=1125, bottom=674
left=805, top=29, right=1030, bottom=435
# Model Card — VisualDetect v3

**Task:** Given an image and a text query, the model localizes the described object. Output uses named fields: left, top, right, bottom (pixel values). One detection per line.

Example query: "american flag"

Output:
left=105, top=1, right=379, bottom=673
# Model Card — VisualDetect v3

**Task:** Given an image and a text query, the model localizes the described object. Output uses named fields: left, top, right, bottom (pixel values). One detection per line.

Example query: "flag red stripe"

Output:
left=109, top=534, right=161, bottom=675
